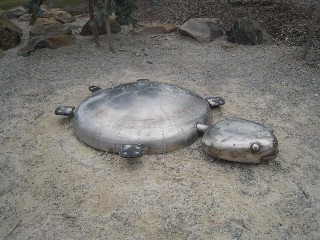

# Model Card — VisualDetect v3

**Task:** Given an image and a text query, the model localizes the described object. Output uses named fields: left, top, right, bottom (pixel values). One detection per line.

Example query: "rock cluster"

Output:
left=19, top=9, right=74, bottom=56
left=1, top=4, right=272, bottom=57
left=177, top=17, right=271, bottom=45
left=29, top=17, right=72, bottom=36
left=4, top=6, right=27, bottom=19
left=0, top=5, right=77, bottom=56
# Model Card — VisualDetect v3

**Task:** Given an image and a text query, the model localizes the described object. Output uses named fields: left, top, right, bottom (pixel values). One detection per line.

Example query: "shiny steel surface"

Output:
left=202, top=118, right=279, bottom=163
left=73, top=80, right=212, bottom=154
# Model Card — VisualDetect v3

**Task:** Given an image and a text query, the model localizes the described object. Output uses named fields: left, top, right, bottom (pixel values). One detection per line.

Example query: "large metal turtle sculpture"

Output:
left=55, top=79, right=278, bottom=163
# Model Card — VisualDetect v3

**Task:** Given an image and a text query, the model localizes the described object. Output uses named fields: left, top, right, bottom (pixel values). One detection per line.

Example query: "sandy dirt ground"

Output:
left=0, top=17, right=319, bottom=239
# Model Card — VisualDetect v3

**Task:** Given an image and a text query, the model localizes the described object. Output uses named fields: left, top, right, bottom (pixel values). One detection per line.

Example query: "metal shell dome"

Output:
left=73, top=80, right=213, bottom=156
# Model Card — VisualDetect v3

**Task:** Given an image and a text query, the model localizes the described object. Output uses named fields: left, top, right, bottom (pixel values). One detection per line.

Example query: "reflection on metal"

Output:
left=202, top=118, right=279, bottom=163
left=73, top=81, right=213, bottom=155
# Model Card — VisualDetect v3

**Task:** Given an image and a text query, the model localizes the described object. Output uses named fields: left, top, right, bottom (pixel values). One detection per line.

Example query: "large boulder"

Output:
left=226, top=17, right=271, bottom=45
left=178, top=18, right=224, bottom=43
left=0, top=28, right=21, bottom=50
left=132, top=22, right=177, bottom=34
left=20, top=16, right=73, bottom=56
left=18, top=34, right=73, bottom=56
left=5, top=6, right=27, bottom=19
left=0, top=16, right=23, bottom=50
left=0, top=16, right=23, bottom=36
left=42, top=8, right=76, bottom=23
left=80, top=19, right=121, bottom=36
left=30, top=17, right=72, bottom=36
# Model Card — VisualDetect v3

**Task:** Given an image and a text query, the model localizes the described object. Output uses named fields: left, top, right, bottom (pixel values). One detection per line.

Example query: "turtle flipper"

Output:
left=89, top=86, right=102, bottom=93
left=206, top=97, right=225, bottom=108
left=118, top=144, right=145, bottom=158
left=196, top=123, right=210, bottom=133
left=55, top=106, right=75, bottom=116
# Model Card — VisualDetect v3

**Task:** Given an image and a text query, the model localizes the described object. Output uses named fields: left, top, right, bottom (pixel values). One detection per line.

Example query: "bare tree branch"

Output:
left=88, top=0, right=101, bottom=47
left=302, top=1, right=320, bottom=59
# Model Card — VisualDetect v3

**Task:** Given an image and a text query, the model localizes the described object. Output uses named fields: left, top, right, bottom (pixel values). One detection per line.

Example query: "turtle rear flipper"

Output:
left=89, top=86, right=101, bottom=93
left=206, top=97, right=225, bottom=108
left=118, top=144, right=145, bottom=158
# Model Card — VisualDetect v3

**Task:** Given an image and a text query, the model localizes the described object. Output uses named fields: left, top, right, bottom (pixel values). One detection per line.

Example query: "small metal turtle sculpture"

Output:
left=55, top=79, right=278, bottom=163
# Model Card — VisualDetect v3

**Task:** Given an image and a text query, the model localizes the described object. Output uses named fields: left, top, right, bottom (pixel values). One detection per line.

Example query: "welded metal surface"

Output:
left=73, top=80, right=212, bottom=154
left=202, top=118, right=279, bottom=163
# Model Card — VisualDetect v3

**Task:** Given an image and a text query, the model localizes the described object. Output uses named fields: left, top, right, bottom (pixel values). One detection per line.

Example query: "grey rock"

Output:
left=0, top=16, right=22, bottom=50
left=19, top=13, right=31, bottom=22
left=18, top=34, right=73, bottom=57
left=178, top=18, right=224, bottom=43
left=227, top=17, right=272, bottom=45
left=22, top=12, right=74, bottom=56
left=0, top=28, right=21, bottom=50
left=0, top=16, right=23, bottom=36
left=30, top=17, right=72, bottom=36
left=5, top=6, right=27, bottom=19
left=80, top=19, right=121, bottom=36
left=42, top=9, right=76, bottom=24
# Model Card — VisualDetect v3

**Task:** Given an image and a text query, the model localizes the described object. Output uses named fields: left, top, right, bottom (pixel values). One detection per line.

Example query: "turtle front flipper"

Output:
left=118, top=144, right=145, bottom=158
left=55, top=106, right=75, bottom=116
left=206, top=97, right=225, bottom=108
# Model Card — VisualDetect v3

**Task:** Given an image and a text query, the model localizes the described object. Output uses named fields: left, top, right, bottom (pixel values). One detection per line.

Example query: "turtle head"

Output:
left=256, top=137, right=279, bottom=162
left=202, top=118, right=279, bottom=163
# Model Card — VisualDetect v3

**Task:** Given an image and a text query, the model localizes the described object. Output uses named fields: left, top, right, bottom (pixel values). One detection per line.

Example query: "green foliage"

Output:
left=93, top=0, right=111, bottom=26
left=93, top=0, right=136, bottom=25
left=24, top=0, right=55, bottom=24
left=113, top=0, right=137, bottom=25
left=24, top=0, right=42, bottom=15
left=24, top=0, right=158, bottom=26
left=93, top=0, right=158, bottom=25
left=0, top=0, right=83, bottom=9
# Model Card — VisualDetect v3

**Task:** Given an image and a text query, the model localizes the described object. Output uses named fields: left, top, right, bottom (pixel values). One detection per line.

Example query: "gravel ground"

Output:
left=134, top=0, right=320, bottom=44
left=134, top=0, right=320, bottom=63
left=0, top=16, right=320, bottom=239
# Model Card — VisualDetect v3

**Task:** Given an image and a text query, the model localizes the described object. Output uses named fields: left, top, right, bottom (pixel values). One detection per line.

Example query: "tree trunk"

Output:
left=104, top=0, right=114, bottom=52
left=105, top=15, right=115, bottom=52
left=88, top=0, right=100, bottom=47
left=302, top=1, right=320, bottom=59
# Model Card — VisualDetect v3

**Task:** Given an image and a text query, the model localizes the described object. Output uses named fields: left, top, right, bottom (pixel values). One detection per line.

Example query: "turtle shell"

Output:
left=73, top=80, right=212, bottom=155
